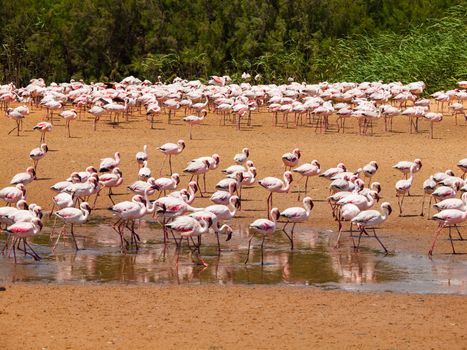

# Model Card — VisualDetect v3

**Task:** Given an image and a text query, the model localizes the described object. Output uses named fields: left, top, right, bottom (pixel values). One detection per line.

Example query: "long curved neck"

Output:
left=282, top=175, right=291, bottom=192
left=199, top=220, right=210, bottom=233
left=82, top=208, right=90, bottom=221
left=228, top=201, right=237, bottom=217
left=217, top=224, right=229, bottom=234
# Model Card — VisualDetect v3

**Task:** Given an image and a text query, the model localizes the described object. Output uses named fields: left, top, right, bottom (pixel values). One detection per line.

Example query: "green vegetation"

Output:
left=0, top=0, right=466, bottom=91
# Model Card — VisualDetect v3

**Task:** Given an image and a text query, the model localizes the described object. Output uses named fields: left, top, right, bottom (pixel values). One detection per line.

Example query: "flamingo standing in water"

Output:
left=429, top=209, right=467, bottom=256
left=351, top=202, right=392, bottom=253
left=335, top=203, right=361, bottom=248
left=259, top=171, right=293, bottom=217
left=33, top=122, right=52, bottom=143
left=183, top=109, right=207, bottom=140
left=279, top=197, right=314, bottom=249
left=158, top=139, right=185, bottom=175
left=245, top=208, right=280, bottom=265
left=29, top=143, right=48, bottom=171
left=189, top=211, right=233, bottom=253
left=165, top=216, right=212, bottom=266
left=53, top=202, right=92, bottom=251
left=59, top=109, right=78, bottom=137
left=5, top=218, right=43, bottom=262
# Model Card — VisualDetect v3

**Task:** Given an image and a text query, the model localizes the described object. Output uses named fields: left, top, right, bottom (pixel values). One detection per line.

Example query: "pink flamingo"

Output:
left=53, top=202, right=92, bottom=251
left=94, top=167, right=123, bottom=205
left=135, top=145, right=148, bottom=167
left=158, top=139, right=185, bottom=175
left=429, top=209, right=467, bottom=256
left=29, top=143, right=48, bottom=171
left=282, top=148, right=301, bottom=170
left=351, top=202, right=392, bottom=253
left=183, top=110, right=207, bottom=140
left=154, top=173, right=180, bottom=196
left=5, top=218, right=43, bottom=262
left=99, top=152, right=121, bottom=172
left=259, top=171, right=293, bottom=217
left=245, top=208, right=280, bottom=265
left=33, top=122, right=52, bottom=143
left=0, top=184, right=27, bottom=205
left=10, top=167, right=36, bottom=185
left=280, top=197, right=314, bottom=249
left=293, top=160, right=320, bottom=198
left=234, top=148, right=249, bottom=164
left=183, top=160, right=210, bottom=197
left=335, top=203, right=361, bottom=248
left=59, top=109, right=78, bottom=137
left=6, top=108, right=25, bottom=136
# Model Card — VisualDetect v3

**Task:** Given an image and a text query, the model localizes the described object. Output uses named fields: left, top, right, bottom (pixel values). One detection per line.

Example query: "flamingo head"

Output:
left=177, top=139, right=186, bottom=149
left=231, top=196, right=241, bottom=209
left=172, top=173, right=180, bottom=185
left=27, top=167, right=37, bottom=179
left=32, top=218, right=43, bottom=230
left=293, top=148, right=301, bottom=159
left=243, top=148, right=250, bottom=157
left=41, top=144, right=49, bottom=152
left=270, top=208, right=280, bottom=221
left=114, top=168, right=122, bottom=177
left=188, top=181, right=198, bottom=193
left=370, top=161, right=378, bottom=169
left=87, top=166, right=98, bottom=173
left=224, top=225, right=233, bottom=241
left=212, top=154, right=220, bottom=165
left=414, top=159, right=422, bottom=169
left=284, top=171, right=293, bottom=184
left=250, top=167, right=257, bottom=177
left=246, top=160, right=254, bottom=168
left=33, top=206, right=43, bottom=219
left=303, top=197, right=314, bottom=211
left=371, top=182, right=382, bottom=193
left=312, top=160, right=320, bottom=168
left=337, top=163, right=346, bottom=171
left=382, top=202, right=392, bottom=216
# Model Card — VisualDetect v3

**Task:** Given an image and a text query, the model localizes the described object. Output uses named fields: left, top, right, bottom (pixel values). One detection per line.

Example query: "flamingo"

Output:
left=210, top=182, right=237, bottom=205
left=433, top=192, right=467, bottom=211
left=49, top=192, right=75, bottom=219
left=111, top=187, right=153, bottom=250
left=222, top=160, right=254, bottom=175
left=393, top=159, right=422, bottom=179
left=183, top=109, right=207, bottom=140
left=259, top=171, right=293, bottom=217
left=103, top=100, right=127, bottom=126
left=336, top=190, right=380, bottom=211
left=128, top=177, right=158, bottom=196
left=136, top=145, right=148, bottom=167
left=59, top=109, right=78, bottom=137
left=395, top=165, right=417, bottom=215
left=29, top=143, right=48, bottom=171
left=99, top=152, right=121, bottom=172
left=53, top=202, right=92, bottom=251
left=280, top=197, right=314, bottom=249
left=420, top=176, right=437, bottom=217
left=165, top=216, right=212, bottom=266
left=457, top=158, right=467, bottom=179
left=138, top=160, right=151, bottom=180
left=351, top=202, right=392, bottom=253
left=335, top=203, right=361, bottom=248
left=245, top=208, right=280, bottom=265
left=33, top=122, right=52, bottom=143
left=0, top=184, right=26, bottom=205
left=293, top=160, right=320, bottom=198
left=8, top=204, right=43, bottom=223
left=204, top=195, right=241, bottom=222
left=429, top=209, right=467, bottom=256
left=234, top=148, right=249, bottom=164
left=95, top=167, right=123, bottom=205
left=10, top=167, right=36, bottom=185
left=432, top=186, right=458, bottom=202
left=282, top=148, right=301, bottom=170
left=5, top=218, right=43, bottom=262
left=5, top=108, right=25, bottom=136
left=189, top=211, right=233, bottom=253
left=157, top=139, right=185, bottom=175
left=43, top=100, right=62, bottom=123
left=169, top=181, right=198, bottom=204
left=362, top=161, right=378, bottom=185
left=319, top=163, right=347, bottom=179
left=154, top=173, right=180, bottom=196
left=163, top=98, right=179, bottom=124
left=88, top=105, right=105, bottom=131
left=423, top=112, right=443, bottom=139
left=0, top=200, right=29, bottom=227
left=183, top=160, right=210, bottom=197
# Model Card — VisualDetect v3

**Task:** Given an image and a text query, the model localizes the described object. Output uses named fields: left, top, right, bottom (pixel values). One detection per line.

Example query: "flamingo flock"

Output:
left=0, top=76, right=466, bottom=267
left=0, top=77, right=466, bottom=141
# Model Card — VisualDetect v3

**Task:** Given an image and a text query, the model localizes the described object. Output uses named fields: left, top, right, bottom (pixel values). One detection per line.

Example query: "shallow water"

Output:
left=0, top=220, right=466, bottom=295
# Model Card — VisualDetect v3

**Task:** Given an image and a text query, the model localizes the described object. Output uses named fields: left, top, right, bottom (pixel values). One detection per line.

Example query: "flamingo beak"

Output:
left=226, top=232, right=232, bottom=241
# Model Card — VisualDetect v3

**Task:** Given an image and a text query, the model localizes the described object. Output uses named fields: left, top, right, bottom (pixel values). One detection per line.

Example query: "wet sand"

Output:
left=0, top=105, right=466, bottom=348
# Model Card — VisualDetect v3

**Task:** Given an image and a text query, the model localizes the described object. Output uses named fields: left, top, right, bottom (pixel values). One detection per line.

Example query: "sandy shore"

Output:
left=0, top=284, right=466, bottom=349
left=0, top=104, right=466, bottom=348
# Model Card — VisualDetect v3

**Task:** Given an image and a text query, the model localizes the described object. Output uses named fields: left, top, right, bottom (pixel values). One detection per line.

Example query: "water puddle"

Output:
left=0, top=220, right=465, bottom=294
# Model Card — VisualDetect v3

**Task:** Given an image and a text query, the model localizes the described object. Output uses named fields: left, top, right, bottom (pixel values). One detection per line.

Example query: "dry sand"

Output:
left=0, top=105, right=466, bottom=349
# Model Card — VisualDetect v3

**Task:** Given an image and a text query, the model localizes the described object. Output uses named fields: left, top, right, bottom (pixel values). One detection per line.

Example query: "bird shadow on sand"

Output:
left=36, top=177, right=53, bottom=181
left=398, top=214, right=421, bottom=218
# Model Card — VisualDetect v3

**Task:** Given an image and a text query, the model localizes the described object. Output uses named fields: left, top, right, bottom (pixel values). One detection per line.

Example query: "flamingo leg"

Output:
left=454, top=225, right=464, bottom=240
left=428, top=223, right=444, bottom=256
left=260, top=235, right=265, bottom=265
left=448, top=226, right=456, bottom=254
left=372, top=228, right=388, bottom=254
left=420, top=193, right=426, bottom=216
left=244, top=234, right=255, bottom=264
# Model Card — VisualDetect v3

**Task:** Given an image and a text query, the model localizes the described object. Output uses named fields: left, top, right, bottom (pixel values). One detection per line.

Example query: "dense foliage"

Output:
left=0, top=0, right=465, bottom=91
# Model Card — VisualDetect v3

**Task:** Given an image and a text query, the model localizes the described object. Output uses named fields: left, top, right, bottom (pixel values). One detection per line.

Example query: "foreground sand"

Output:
left=0, top=105, right=466, bottom=348
left=0, top=284, right=466, bottom=349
